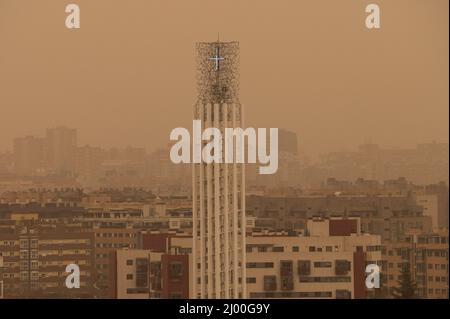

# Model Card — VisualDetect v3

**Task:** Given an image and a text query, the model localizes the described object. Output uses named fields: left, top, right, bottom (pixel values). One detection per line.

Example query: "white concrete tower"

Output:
left=192, top=41, right=246, bottom=299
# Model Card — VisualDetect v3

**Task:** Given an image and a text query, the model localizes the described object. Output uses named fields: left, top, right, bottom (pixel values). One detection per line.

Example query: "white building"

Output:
left=246, top=218, right=383, bottom=299
left=192, top=41, right=246, bottom=299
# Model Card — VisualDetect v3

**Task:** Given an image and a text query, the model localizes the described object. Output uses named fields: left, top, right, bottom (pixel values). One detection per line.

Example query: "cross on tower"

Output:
left=209, top=46, right=225, bottom=71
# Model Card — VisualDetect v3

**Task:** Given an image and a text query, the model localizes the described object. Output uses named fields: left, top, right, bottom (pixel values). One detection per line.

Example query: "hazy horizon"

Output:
left=0, top=0, right=448, bottom=157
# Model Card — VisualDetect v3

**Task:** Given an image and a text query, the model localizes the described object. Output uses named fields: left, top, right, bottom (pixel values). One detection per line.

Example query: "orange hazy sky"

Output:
left=0, top=0, right=448, bottom=156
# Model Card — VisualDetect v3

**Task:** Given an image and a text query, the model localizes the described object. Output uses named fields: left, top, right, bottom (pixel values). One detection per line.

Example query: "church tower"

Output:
left=192, top=41, right=246, bottom=299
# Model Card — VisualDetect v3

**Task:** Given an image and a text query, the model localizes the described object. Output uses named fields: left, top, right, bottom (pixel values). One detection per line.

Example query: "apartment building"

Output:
left=414, top=182, right=449, bottom=229
left=246, top=194, right=432, bottom=242
left=0, top=218, right=94, bottom=298
left=90, top=220, right=139, bottom=296
left=109, top=233, right=192, bottom=299
left=384, top=229, right=449, bottom=299
left=245, top=218, right=382, bottom=299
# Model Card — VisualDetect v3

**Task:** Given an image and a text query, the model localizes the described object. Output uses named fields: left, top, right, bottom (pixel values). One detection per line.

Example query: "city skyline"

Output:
left=1, top=125, right=448, bottom=186
left=1, top=124, right=448, bottom=157
left=0, top=0, right=448, bottom=157
left=0, top=0, right=448, bottom=303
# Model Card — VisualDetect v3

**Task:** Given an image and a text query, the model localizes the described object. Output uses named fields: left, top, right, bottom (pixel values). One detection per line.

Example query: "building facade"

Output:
left=245, top=218, right=382, bottom=299
left=192, top=41, right=246, bottom=299
left=383, top=230, right=449, bottom=298
left=0, top=217, right=94, bottom=298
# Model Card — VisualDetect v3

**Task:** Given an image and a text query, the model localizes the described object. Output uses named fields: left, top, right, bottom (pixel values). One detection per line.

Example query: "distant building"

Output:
left=13, top=136, right=45, bottom=176
left=314, top=142, right=449, bottom=187
left=414, top=182, right=449, bottom=229
left=246, top=193, right=432, bottom=243
left=248, top=128, right=301, bottom=187
left=0, top=151, right=13, bottom=175
left=75, top=145, right=106, bottom=180
left=278, top=129, right=299, bottom=155
left=45, top=127, right=77, bottom=175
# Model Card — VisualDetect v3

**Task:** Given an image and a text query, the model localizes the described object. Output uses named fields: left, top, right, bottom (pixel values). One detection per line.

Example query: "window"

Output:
left=126, top=274, right=133, bottom=280
left=263, top=276, right=277, bottom=291
left=300, top=276, right=351, bottom=283
left=127, top=288, right=149, bottom=294
left=169, top=292, right=182, bottom=299
left=335, top=260, right=351, bottom=275
left=298, top=260, right=311, bottom=276
left=30, top=239, right=38, bottom=248
left=292, top=246, right=299, bottom=252
left=246, top=277, right=256, bottom=284
left=336, top=289, right=351, bottom=299
left=249, top=291, right=332, bottom=298
left=169, top=261, right=183, bottom=281
left=136, top=258, right=149, bottom=288
left=20, top=272, right=29, bottom=281
left=280, top=261, right=294, bottom=290
left=246, top=262, right=274, bottom=268
left=314, top=261, right=332, bottom=268
left=126, top=260, right=133, bottom=266
left=20, top=239, right=29, bottom=248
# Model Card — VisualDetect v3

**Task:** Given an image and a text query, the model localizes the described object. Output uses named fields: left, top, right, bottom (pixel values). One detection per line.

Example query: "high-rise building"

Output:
left=45, top=127, right=77, bottom=175
left=192, top=41, right=246, bottom=298
left=13, top=136, right=45, bottom=176
left=248, top=128, right=301, bottom=187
